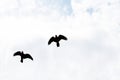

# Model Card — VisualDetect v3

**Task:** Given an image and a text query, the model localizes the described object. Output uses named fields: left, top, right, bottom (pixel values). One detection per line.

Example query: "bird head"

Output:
left=55, top=35, right=57, bottom=37
left=21, top=51, right=24, bottom=54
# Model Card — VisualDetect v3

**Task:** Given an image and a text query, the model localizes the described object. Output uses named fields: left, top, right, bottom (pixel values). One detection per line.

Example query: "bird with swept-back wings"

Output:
left=48, top=35, right=67, bottom=47
left=13, top=51, right=33, bottom=63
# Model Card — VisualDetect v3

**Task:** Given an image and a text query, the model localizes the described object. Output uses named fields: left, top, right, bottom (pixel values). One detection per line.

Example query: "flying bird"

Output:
left=13, top=51, right=33, bottom=63
left=48, top=35, right=67, bottom=47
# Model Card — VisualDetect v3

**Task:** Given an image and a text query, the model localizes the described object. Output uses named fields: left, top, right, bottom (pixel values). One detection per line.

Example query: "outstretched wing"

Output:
left=13, top=51, right=22, bottom=56
left=59, top=35, right=67, bottom=40
left=48, top=37, right=55, bottom=45
left=24, top=54, right=33, bottom=60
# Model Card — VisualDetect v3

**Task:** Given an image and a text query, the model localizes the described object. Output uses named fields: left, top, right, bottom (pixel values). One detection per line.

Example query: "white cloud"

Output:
left=0, top=0, right=120, bottom=80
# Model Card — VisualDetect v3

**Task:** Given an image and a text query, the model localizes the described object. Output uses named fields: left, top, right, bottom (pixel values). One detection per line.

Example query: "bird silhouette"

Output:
left=13, top=51, right=33, bottom=63
left=48, top=35, right=67, bottom=47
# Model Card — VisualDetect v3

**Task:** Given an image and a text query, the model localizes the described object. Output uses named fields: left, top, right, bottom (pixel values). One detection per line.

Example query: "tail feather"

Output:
left=21, top=58, right=23, bottom=63
left=56, top=42, right=60, bottom=47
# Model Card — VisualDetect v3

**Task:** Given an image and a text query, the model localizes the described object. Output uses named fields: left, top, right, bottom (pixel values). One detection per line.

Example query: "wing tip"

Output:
left=48, top=36, right=54, bottom=45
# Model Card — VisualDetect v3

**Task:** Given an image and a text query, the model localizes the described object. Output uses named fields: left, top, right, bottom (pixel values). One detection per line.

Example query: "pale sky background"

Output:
left=0, top=0, right=120, bottom=80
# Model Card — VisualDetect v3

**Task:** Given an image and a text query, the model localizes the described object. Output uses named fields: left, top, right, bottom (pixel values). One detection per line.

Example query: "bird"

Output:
left=48, top=35, right=67, bottom=47
left=13, top=51, right=33, bottom=63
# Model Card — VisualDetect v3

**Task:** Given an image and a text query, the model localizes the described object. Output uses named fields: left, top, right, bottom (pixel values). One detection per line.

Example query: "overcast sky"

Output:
left=0, top=0, right=120, bottom=80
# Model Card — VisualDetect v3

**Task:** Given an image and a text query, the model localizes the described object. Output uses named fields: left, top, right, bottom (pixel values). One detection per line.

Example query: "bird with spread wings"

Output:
left=13, top=51, right=33, bottom=63
left=48, top=35, right=67, bottom=47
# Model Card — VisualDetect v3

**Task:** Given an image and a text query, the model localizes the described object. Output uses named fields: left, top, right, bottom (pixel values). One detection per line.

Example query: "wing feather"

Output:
left=13, top=51, right=22, bottom=56
left=59, top=35, right=67, bottom=40
left=24, top=54, right=33, bottom=60
left=48, top=37, right=55, bottom=45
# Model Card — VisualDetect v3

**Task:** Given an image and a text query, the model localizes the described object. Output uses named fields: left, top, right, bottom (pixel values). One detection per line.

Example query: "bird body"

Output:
left=13, top=51, right=33, bottom=63
left=48, top=35, right=67, bottom=47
